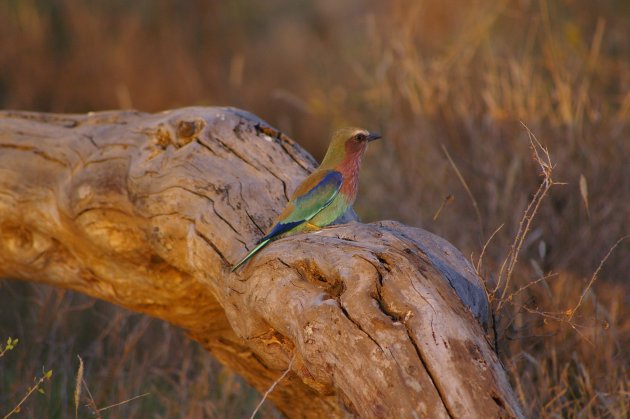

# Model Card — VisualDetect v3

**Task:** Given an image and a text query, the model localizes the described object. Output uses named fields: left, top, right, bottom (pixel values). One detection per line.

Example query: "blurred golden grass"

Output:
left=0, top=282, right=279, bottom=417
left=0, top=0, right=628, bottom=417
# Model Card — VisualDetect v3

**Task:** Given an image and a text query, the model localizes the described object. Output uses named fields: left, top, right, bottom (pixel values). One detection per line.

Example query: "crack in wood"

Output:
left=355, top=252, right=455, bottom=417
left=194, top=137, right=218, bottom=156
left=232, top=127, right=291, bottom=201
left=402, top=320, right=455, bottom=419
left=338, top=302, right=385, bottom=355
left=238, top=182, right=265, bottom=236
left=73, top=205, right=133, bottom=220
left=215, top=133, right=261, bottom=174
left=0, top=143, right=67, bottom=166
left=194, top=227, right=228, bottom=266
left=139, top=183, right=242, bottom=239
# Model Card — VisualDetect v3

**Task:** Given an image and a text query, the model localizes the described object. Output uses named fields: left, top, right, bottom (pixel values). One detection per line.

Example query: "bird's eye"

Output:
left=355, top=133, right=366, bottom=142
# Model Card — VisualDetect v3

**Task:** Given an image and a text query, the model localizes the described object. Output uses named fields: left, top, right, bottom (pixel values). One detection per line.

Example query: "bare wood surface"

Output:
left=0, top=107, right=522, bottom=418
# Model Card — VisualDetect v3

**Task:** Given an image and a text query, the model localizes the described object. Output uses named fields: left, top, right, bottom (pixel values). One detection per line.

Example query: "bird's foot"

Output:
left=304, top=222, right=321, bottom=232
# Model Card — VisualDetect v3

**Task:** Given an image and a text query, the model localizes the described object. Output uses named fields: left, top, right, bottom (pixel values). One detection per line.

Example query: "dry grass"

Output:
left=0, top=282, right=278, bottom=418
left=0, top=0, right=628, bottom=417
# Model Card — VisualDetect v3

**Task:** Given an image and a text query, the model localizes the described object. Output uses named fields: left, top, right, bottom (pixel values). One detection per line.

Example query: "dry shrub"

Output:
left=0, top=282, right=279, bottom=418
left=354, top=2, right=629, bottom=415
left=504, top=272, right=629, bottom=417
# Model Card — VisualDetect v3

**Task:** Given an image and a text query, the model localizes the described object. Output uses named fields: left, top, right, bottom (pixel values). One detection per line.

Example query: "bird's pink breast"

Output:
left=338, top=146, right=365, bottom=203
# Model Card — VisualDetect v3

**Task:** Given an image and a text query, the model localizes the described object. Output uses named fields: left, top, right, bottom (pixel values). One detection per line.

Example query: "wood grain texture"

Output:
left=0, top=107, right=522, bottom=418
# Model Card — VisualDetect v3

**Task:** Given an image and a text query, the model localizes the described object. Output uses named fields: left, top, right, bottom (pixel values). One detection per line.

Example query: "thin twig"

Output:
left=82, top=378, right=102, bottom=419
left=510, top=272, right=559, bottom=298
left=519, top=304, right=595, bottom=346
left=3, top=369, right=52, bottom=419
left=494, top=123, right=556, bottom=310
left=0, top=337, right=18, bottom=359
left=97, top=392, right=150, bottom=412
left=433, top=194, right=454, bottom=221
left=250, top=355, right=295, bottom=419
left=568, top=235, right=628, bottom=321
left=475, top=223, right=504, bottom=278
left=441, top=144, right=484, bottom=238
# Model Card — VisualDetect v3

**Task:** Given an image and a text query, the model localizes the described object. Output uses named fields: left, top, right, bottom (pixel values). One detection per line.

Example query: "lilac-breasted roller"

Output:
left=231, top=127, right=381, bottom=271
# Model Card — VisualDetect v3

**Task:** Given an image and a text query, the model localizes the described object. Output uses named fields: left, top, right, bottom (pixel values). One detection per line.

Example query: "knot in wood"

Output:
left=176, top=119, right=205, bottom=145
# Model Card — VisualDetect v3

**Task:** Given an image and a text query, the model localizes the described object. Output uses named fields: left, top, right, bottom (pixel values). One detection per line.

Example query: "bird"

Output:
left=231, top=127, right=381, bottom=271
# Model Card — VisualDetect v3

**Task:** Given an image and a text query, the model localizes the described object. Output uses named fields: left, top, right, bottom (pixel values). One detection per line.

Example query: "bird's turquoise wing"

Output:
left=263, top=170, right=343, bottom=240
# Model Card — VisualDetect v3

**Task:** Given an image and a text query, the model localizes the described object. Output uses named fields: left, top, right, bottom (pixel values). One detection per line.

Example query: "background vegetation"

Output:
left=1, top=0, right=628, bottom=417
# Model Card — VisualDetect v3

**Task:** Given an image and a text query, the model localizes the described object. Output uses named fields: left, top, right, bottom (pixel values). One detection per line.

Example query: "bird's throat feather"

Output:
left=338, top=148, right=364, bottom=202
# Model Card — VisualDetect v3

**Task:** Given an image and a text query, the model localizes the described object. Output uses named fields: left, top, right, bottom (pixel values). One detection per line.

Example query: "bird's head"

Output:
left=320, top=127, right=381, bottom=168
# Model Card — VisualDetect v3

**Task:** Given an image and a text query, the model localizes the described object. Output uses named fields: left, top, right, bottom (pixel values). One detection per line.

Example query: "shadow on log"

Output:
left=0, top=107, right=523, bottom=417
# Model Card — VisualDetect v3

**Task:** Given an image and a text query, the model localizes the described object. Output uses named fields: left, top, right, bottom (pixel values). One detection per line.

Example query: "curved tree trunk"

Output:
left=0, top=107, right=523, bottom=418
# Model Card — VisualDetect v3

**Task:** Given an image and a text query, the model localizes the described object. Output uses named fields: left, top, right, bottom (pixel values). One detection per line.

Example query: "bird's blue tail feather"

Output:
left=231, top=238, right=271, bottom=272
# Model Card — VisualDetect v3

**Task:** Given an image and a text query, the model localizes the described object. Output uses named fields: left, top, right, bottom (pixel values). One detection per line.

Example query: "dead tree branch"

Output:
left=0, top=107, right=522, bottom=417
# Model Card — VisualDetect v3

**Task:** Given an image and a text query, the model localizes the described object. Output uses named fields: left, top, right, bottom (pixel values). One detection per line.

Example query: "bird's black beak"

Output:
left=367, top=132, right=382, bottom=142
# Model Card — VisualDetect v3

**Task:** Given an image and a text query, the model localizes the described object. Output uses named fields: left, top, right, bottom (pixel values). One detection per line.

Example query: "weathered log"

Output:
left=0, top=107, right=523, bottom=417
